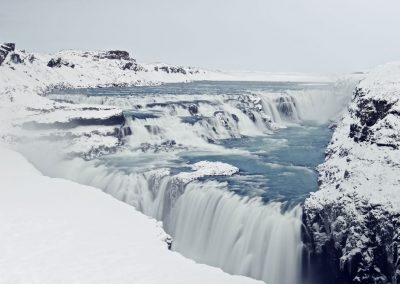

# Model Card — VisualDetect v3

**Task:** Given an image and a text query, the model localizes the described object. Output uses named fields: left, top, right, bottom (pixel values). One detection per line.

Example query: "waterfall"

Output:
left=28, top=82, right=354, bottom=283
left=49, top=87, right=349, bottom=154
left=25, top=151, right=305, bottom=284
left=166, top=181, right=303, bottom=284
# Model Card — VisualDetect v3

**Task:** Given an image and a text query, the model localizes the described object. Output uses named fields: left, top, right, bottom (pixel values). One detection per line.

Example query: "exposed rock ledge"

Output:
left=304, top=62, right=400, bottom=283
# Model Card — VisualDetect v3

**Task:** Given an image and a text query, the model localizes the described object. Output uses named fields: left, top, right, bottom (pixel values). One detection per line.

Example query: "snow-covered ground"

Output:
left=304, top=62, right=400, bottom=283
left=0, top=146, right=261, bottom=284
left=0, top=43, right=274, bottom=284
left=0, top=42, right=368, bottom=283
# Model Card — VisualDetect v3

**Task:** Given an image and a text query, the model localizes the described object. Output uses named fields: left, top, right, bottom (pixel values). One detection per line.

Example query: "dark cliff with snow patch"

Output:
left=304, top=62, right=400, bottom=284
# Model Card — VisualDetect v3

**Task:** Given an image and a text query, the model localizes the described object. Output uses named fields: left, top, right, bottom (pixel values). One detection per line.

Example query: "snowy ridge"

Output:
left=0, top=44, right=332, bottom=94
left=303, top=62, right=400, bottom=283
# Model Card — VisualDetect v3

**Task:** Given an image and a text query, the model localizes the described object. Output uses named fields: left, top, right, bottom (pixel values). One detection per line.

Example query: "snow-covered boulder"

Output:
left=303, top=62, right=400, bottom=284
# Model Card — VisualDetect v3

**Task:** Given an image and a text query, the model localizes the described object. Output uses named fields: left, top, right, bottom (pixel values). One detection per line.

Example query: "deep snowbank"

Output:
left=304, top=62, right=400, bottom=283
left=0, top=145, right=261, bottom=284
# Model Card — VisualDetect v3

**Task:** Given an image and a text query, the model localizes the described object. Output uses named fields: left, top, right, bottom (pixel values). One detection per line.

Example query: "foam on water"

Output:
left=27, top=81, right=354, bottom=283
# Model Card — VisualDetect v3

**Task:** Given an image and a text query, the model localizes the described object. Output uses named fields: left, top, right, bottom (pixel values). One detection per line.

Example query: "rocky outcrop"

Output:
left=96, top=50, right=131, bottom=60
left=304, top=62, right=400, bottom=284
left=349, top=87, right=399, bottom=149
left=2, top=43, right=15, bottom=52
left=121, top=61, right=142, bottom=72
left=10, top=53, right=24, bottom=64
left=0, top=43, right=16, bottom=65
left=188, top=104, right=199, bottom=115
left=154, top=64, right=200, bottom=75
left=47, top=57, right=75, bottom=68
left=92, top=50, right=143, bottom=72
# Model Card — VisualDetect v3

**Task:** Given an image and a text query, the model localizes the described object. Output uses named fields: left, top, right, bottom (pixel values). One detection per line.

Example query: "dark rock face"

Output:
left=1, top=43, right=15, bottom=52
left=10, top=53, right=23, bottom=64
left=304, top=84, right=400, bottom=284
left=154, top=65, right=188, bottom=74
left=188, top=104, right=199, bottom=115
left=121, top=61, right=142, bottom=72
left=0, top=42, right=16, bottom=65
left=99, top=50, right=131, bottom=60
left=235, top=94, right=273, bottom=129
left=0, top=50, right=8, bottom=65
left=0, top=43, right=29, bottom=66
left=94, top=50, right=143, bottom=71
left=47, top=58, right=75, bottom=68
left=304, top=202, right=400, bottom=284
left=348, top=88, right=398, bottom=149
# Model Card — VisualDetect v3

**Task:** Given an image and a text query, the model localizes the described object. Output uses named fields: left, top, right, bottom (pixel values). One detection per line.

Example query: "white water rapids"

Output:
left=20, top=81, right=355, bottom=284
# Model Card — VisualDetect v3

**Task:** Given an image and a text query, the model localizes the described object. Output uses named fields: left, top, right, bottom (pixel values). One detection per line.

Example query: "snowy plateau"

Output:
left=1, top=41, right=399, bottom=284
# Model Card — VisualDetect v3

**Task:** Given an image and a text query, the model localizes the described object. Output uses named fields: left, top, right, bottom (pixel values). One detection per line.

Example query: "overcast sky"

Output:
left=2, top=0, right=400, bottom=73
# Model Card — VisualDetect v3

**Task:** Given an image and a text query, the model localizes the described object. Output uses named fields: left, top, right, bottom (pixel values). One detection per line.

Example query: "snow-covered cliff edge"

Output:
left=0, top=145, right=261, bottom=284
left=304, top=62, right=400, bottom=283
left=0, top=43, right=266, bottom=284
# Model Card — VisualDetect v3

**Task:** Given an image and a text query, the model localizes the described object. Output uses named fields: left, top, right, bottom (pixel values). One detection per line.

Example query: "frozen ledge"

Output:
left=175, top=161, right=239, bottom=183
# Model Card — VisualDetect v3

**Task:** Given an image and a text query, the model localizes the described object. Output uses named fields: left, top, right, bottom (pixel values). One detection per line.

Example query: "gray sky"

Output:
left=2, top=0, right=400, bottom=73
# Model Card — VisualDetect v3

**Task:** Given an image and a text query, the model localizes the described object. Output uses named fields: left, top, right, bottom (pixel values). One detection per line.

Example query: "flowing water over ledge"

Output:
left=22, top=81, right=348, bottom=284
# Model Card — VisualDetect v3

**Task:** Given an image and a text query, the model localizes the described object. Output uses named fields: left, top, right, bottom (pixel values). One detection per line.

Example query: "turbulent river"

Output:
left=25, top=81, right=351, bottom=284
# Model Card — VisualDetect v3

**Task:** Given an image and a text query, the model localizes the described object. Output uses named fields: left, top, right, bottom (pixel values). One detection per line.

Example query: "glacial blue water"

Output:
left=45, top=80, right=343, bottom=284
left=181, top=125, right=331, bottom=204
left=52, top=80, right=331, bottom=97
left=51, top=81, right=333, bottom=206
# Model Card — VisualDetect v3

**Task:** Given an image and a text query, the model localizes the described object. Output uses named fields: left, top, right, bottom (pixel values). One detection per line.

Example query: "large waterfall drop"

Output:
left=19, top=81, right=352, bottom=284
